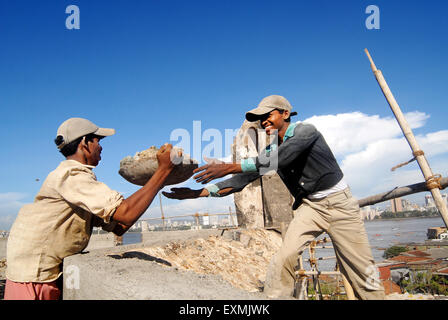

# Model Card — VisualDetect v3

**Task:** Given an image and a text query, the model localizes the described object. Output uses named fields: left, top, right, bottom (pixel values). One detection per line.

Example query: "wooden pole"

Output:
left=358, top=177, right=448, bottom=207
left=341, top=273, right=356, bottom=300
left=364, top=49, right=448, bottom=228
left=159, top=193, right=166, bottom=231
left=229, top=206, right=236, bottom=227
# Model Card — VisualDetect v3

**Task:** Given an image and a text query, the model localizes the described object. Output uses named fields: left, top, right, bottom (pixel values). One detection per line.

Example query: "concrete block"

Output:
left=84, top=234, right=115, bottom=251
left=63, top=229, right=268, bottom=300
left=239, top=233, right=252, bottom=247
left=261, top=174, right=294, bottom=228
left=220, top=230, right=252, bottom=247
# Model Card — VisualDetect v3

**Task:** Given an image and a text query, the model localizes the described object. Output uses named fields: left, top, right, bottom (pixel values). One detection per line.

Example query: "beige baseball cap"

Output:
left=246, top=95, right=298, bottom=122
left=55, top=117, right=115, bottom=150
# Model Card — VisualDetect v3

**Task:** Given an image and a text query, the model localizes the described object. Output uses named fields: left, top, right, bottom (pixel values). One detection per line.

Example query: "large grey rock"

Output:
left=231, top=121, right=265, bottom=228
left=261, top=174, right=294, bottom=228
left=231, top=121, right=294, bottom=229
left=119, top=146, right=198, bottom=186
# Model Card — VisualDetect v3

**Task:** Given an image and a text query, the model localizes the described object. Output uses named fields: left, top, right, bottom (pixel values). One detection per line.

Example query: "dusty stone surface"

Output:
left=119, top=146, right=198, bottom=186
left=65, top=251, right=269, bottom=300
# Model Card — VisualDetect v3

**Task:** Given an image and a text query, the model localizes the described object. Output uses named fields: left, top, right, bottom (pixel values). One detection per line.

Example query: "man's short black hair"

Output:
left=55, top=133, right=102, bottom=157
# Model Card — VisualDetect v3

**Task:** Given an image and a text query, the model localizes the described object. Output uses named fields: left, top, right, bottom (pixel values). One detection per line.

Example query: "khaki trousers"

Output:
left=264, top=188, right=385, bottom=300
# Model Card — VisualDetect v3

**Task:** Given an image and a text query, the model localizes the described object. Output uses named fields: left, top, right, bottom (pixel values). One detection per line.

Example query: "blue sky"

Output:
left=1, top=0, right=447, bottom=229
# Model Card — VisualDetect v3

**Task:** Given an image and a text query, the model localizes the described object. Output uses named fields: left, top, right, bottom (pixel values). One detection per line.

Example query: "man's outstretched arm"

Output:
left=193, top=162, right=243, bottom=184
left=163, top=171, right=261, bottom=200
left=110, top=144, right=177, bottom=235
left=162, top=187, right=231, bottom=200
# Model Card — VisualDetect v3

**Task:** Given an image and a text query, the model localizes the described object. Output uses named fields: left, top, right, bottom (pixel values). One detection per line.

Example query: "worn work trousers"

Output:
left=264, top=188, right=385, bottom=300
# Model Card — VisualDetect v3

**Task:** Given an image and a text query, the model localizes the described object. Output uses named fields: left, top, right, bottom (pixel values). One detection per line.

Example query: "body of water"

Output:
left=123, top=232, right=142, bottom=245
left=302, top=216, right=446, bottom=270
left=364, top=216, right=445, bottom=262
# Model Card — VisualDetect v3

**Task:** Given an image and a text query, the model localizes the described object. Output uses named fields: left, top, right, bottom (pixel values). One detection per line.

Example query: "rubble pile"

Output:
left=133, top=229, right=282, bottom=292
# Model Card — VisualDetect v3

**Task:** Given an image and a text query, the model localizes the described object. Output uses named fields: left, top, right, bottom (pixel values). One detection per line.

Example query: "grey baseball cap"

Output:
left=246, top=95, right=298, bottom=122
left=55, top=117, right=115, bottom=150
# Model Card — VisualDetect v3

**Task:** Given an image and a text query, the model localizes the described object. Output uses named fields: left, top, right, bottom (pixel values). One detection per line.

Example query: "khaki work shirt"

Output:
left=6, top=160, right=124, bottom=283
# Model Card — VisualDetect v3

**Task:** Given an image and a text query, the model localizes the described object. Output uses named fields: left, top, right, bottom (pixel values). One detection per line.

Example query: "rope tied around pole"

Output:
left=426, top=174, right=443, bottom=190
left=391, top=150, right=425, bottom=172
left=413, top=150, right=425, bottom=157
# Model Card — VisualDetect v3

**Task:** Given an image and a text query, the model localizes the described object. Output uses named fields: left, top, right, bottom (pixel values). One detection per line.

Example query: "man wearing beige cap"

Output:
left=5, top=118, right=176, bottom=300
left=164, top=95, right=385, bottom=300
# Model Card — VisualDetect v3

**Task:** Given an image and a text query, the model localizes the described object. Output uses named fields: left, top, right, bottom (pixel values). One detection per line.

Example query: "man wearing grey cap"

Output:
left=164, top=95, right=385, bottom=300
left=5, top=118, right=176, bottom=300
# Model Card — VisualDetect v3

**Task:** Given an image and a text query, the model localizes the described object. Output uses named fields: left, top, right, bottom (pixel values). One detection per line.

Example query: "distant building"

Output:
left=199, top=215, right=210, bottom=226
left=390, top=197, right=403, bottom=213
left=360, top=206, right=381, bottom=220
left=400, top=199, right=421, bottom=211
left=220, top=217, right=230, bottom=226
left=228, top=214, right=237, bottom=226
left=130, top=220, right=142, bottom=231
left=209, top=215, right=219, bottom=226
left=425, top=195, right=436, bottom=208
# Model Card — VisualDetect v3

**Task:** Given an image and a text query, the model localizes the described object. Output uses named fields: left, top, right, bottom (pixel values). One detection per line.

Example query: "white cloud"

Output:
left=305, top=111, right=429, bottom=157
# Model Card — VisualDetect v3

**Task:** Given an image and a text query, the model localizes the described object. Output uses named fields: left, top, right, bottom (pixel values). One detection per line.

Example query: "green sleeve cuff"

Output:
left=241, top=158, right=257, bottom=172
left=205, top=184, right=221, bottom=197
